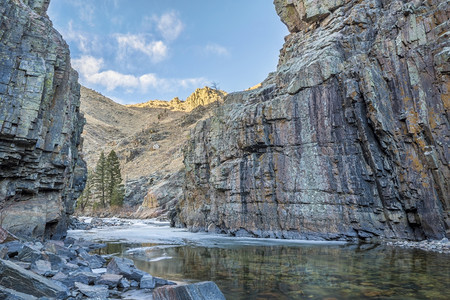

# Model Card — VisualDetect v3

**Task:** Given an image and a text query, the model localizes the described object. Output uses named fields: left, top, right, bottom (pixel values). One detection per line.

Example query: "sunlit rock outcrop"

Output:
left=128, top=87, right=226, bottom=112
left=177, top=0, right=449, bottom=240
left=0, top=0, right=86, bottom=239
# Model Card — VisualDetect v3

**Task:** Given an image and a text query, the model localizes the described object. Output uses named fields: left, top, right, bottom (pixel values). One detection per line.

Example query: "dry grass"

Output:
left=80, top=86, right=213, bottom=181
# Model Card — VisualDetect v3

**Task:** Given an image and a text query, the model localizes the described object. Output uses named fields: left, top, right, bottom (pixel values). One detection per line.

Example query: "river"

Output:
left=68, top=218, right=449, bottom=299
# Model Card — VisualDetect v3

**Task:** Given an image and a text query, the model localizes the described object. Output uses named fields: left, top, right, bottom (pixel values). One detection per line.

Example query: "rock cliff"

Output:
left=128, top=87, right=226, bottom=112
left=0, top=0, right=86, bottom=239
left=177, top=0, right=449, bottom=241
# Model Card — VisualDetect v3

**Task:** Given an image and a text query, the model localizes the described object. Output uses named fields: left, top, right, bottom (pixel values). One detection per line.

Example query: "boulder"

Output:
left=155, top=277, right=177, bottom=288
left=43, top=240, right=66, bottom=254
left=153, top=281, right=226, bottom=300
left=3, top=241, right=24, bottom=258
left=45, top=252, right=67, bottom=270
left=140, top=274, right=155, bottom=289
left=95, top=273, right=123, bottom=288
left=0, top=285, right=37, bottom=300
left=118, top=277, right=131, bottom=290
left=106, top=257, right=146, bottom=281
left=0, top=259, right=68, bottom=298
left=59, top=271, right=98, bottom=288
left=74, top=282, right=109, bottom=299
left=30, top=260, right=52, bottom=276
left=17, top=245, right=42, bottom=263
left=77, top=248, right=105, bottom=268
left=51, top=272, right=68, bottom=282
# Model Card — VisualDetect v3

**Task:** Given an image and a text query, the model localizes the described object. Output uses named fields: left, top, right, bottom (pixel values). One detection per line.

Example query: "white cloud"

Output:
left=72, top=55, right=103, bottom=76
left=90, top=70, right=140, bottom=91
left=116, top=34, right=168, bottom=63
left=63, top=21, right=101, bottom=54
left=72, top=55, right=209, bottom=93
left=154, top=11, right=184, bottom=41
left=68, top=0, right=95, bottom=26
left=205, top=43, right=230, bottom=57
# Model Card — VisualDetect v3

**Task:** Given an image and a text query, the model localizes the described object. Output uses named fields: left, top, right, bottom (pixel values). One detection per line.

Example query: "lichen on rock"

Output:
left=0, top=0, right=86, bottom=239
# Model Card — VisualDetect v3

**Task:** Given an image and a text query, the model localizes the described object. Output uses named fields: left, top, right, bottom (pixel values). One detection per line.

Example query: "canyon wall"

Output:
left=0, top=0, right=86, bottom=239
left=177, top=0, right=449, bottom=241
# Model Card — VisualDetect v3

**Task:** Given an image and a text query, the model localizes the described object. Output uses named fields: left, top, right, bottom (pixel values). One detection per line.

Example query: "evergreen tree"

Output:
left=106, top=150, right=124, bottom=207
left=94, top=151, right=107, bottom=208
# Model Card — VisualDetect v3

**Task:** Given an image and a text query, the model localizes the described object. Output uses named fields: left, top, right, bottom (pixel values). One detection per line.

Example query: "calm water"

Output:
left=71, top=220, right=450, bottom=299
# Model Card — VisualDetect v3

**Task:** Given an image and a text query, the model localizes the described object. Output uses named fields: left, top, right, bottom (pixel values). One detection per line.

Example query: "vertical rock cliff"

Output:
left=178, top=0, right=449, bottom=241
left=0, top=0, right=86, bottom=239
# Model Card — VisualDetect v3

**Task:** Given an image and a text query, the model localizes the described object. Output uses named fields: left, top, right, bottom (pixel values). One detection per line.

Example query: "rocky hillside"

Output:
left=128, top=86, right=227, bottom=112
left=80, top=86, right=224, bottom=216
left=177, top=0, right=449, bottom=241
left=0, top=0, right=86, bottom=239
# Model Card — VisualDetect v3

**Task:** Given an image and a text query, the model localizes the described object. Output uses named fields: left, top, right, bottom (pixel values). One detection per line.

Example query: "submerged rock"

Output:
left=385, top=237, right=450, bottom=254
left=178, top=0, right=450, bottom=241
left=153, top=281, right=226, bottom=300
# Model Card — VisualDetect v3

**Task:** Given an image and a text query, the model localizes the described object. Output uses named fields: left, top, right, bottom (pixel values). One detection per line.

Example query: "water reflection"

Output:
left=98, top=242, right=450, bottom=299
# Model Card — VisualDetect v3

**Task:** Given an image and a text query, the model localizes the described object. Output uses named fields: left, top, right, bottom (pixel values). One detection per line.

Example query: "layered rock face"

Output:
left=178, top=0, right=449, bottom=240
left=0, top=0, right=86, bottom=239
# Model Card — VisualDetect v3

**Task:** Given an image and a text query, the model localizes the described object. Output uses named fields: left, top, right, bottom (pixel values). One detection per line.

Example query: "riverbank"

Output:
left=70, top=216, right=450, bottom=254
left=384, top=238, right=450, bottom=254
left=66, top=217, right=450, bottom=299
left=0, top=229, right=225, bottom=299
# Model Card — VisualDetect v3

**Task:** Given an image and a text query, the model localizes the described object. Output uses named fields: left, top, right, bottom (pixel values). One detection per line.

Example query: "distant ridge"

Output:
left=80, top=85, right=223, bottom=215
left=127, top=86, right=227, bottom=111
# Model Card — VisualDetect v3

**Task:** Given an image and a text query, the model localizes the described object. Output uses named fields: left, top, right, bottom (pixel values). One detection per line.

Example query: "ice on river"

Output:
left=68, top=218, right=346, bottom=248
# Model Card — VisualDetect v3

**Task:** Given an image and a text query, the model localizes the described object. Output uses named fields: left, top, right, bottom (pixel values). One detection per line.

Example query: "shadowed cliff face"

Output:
left=0, top=0, right=86, bottom=239
left=177, top=0, right=449, bottom=241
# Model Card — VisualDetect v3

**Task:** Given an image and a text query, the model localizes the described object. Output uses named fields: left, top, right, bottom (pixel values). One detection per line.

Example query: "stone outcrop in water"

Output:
left=0, top=0, right=86, bottom=239
left=177, top=0, right=449, bottom=241
left=153, top=281, right=226, bottom=300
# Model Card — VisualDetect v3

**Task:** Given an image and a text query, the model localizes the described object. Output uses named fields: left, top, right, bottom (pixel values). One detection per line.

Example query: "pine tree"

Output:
left=94, top=151, right=107, bottom=208
left=106, top=150, right=124, bottom=207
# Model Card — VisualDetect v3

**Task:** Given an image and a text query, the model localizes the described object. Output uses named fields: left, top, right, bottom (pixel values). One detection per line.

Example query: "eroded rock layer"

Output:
left=0, top=0, right=86, bottom=239
left=178, top=0, right=449, bottom=240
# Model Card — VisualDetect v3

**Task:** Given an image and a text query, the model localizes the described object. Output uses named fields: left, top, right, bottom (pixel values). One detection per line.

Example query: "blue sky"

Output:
left=48, top=0, right=288, bottom=104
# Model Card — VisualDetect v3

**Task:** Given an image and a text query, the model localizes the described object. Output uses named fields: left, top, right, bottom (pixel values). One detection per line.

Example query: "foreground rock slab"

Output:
left=0, top=285, right=37, bottom=300
left=153, top=281, right=226, bottom=300
left=0, top=259, right=68, bottom=298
